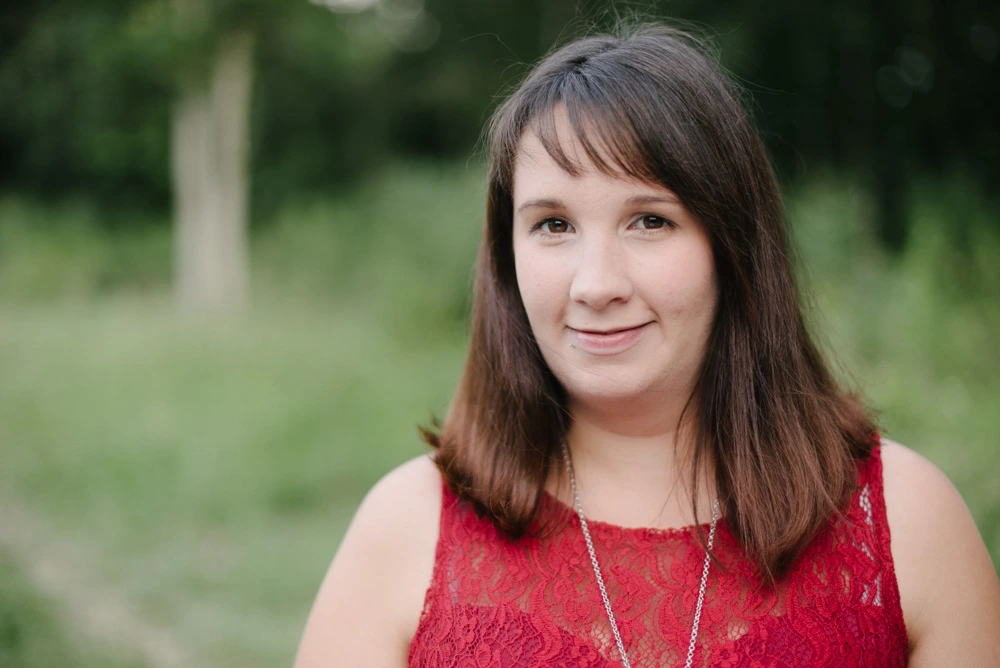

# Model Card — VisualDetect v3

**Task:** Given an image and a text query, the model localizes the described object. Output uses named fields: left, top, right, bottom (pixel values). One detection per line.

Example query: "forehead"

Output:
left=512, top=129, right=583, bottom=189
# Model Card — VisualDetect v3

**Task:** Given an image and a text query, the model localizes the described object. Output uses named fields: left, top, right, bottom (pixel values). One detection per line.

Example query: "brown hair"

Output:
left=422, top=23, right=876, bottom=583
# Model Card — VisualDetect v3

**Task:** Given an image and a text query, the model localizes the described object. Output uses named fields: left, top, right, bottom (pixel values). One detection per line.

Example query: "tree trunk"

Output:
left=172, top=1, right=254, bottom=310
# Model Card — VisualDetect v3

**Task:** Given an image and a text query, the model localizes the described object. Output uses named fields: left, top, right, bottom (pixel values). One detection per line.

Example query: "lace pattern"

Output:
left=408, top=444, right=908, bottom=667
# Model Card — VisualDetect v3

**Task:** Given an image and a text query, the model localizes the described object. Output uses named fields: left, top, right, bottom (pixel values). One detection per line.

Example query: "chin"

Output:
left=559, top=372, right=659, bottom=405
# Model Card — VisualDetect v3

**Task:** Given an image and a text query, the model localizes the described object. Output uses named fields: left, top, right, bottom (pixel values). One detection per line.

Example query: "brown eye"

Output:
left=540, top=219, right=571, bottom=234
left=634, top=215, right=671, bottom=230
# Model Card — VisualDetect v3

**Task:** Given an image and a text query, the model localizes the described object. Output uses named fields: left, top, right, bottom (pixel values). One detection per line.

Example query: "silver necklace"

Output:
left=562, top=443, right=720, bottom=668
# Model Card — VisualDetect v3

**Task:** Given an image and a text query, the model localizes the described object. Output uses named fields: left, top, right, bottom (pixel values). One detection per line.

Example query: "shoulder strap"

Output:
left=855, top=438, right=908, bottom=639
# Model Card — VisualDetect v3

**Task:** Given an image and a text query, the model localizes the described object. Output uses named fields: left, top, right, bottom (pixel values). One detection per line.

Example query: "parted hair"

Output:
left=422, top=23, right=876, bottom=584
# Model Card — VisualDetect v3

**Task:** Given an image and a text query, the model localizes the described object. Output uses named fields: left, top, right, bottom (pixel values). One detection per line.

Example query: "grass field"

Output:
left=0, top=166, right=997, bottom=666
left=0, top=302, right=468, bottom=667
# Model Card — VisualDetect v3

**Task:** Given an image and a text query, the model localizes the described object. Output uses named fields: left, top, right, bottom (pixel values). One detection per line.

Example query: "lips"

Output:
left=569, top=322, right=650, bottom=355
left=575, top=325, right=644, bottom=335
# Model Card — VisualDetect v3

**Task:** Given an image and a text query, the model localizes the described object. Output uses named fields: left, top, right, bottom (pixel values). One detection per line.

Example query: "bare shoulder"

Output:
left=360, top=452, right=444, bottom=531
left=879, top=438, right=1000, bottom=665
left=294, top=454, right=443, bottom=668
left=880, top=438, right=960, bottom=526
left=343, top=453, right=443, bottom=572
left=880, top=439, right=979, bottom=556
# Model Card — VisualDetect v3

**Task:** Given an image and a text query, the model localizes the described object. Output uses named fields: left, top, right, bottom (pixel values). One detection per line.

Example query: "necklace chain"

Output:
left=562, top=443, right=719, bottom=668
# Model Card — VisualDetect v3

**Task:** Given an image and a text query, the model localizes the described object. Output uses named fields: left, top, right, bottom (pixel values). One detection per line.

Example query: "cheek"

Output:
left=514, top=247, right=568, bottom=329
left=682, top=257, right=719, bottom=326
left=644, top=244, right=717, bottom=318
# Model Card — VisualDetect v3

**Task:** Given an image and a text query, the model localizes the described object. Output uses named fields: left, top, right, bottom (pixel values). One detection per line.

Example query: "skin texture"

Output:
left=511, top=114, right=721, bottom=529
left=881, top=439, right=1000, bottom=665
left=293, top=118, right=1000, bottom=666
left=293, top=454, right=440, bottom=667
left=512, top=121, right=718, bottom=440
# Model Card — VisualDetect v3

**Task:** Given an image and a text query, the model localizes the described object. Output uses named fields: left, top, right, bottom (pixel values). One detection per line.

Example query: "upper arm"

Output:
left=293, top=454, right=442, bottom=668
left=881, top=439, right=1000, bottom=666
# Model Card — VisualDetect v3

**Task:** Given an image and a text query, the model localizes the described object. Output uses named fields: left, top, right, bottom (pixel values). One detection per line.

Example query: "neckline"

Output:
left=540, top=489, right=722, bottom=540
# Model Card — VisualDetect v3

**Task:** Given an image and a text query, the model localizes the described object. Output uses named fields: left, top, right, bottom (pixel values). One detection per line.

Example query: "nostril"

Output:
left=569, top=269, right=634, bottom=309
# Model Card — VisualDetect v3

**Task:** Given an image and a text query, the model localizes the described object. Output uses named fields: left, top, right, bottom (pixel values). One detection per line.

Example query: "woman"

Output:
left=295, top=25, right=1000, bottom=666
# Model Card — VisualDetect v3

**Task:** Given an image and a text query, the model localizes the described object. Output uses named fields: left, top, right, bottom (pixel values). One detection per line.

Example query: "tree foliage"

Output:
left=0, top=1, right=996, bottom=247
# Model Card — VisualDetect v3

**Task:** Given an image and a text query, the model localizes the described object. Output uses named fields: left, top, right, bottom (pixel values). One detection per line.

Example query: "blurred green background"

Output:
left=0, top=2, right=997, bottom=666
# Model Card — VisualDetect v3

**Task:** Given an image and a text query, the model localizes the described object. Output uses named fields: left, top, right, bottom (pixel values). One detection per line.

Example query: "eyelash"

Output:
left=530, top=214, right=676, bottom=236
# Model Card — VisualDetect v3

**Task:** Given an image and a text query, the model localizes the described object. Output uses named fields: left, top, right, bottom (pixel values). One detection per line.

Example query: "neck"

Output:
left=566, top=406, right=696, bottom=487
left=549, top=397, right=716, bottom=529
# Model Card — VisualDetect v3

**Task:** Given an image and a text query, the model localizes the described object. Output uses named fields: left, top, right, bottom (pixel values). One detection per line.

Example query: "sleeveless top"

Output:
left=408, top=444, right=909, bottom=667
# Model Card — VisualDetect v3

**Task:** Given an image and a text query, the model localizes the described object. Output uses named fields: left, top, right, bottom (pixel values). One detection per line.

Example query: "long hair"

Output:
left=423, top=24, right=876, bottom=584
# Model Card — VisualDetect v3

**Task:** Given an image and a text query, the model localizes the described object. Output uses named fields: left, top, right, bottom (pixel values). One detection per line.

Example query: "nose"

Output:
left=568, top=236, right=633, bottom=310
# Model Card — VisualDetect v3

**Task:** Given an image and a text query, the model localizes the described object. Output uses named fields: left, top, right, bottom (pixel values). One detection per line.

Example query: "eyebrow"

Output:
left=516, top=198, right=563, bottom=214
left=515, top=192, right=680, bottom=214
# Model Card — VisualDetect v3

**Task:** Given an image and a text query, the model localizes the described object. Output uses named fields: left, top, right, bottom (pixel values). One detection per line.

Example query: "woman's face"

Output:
left=511, top=116, right=718, bottom=413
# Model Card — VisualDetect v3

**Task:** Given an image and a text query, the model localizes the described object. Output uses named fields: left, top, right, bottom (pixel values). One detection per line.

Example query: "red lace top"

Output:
left=408, top=444, right=909, bottom=667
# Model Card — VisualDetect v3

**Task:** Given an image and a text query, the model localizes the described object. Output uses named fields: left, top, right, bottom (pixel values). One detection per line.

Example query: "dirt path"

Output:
left=0, top=501, right=189, bottom=668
